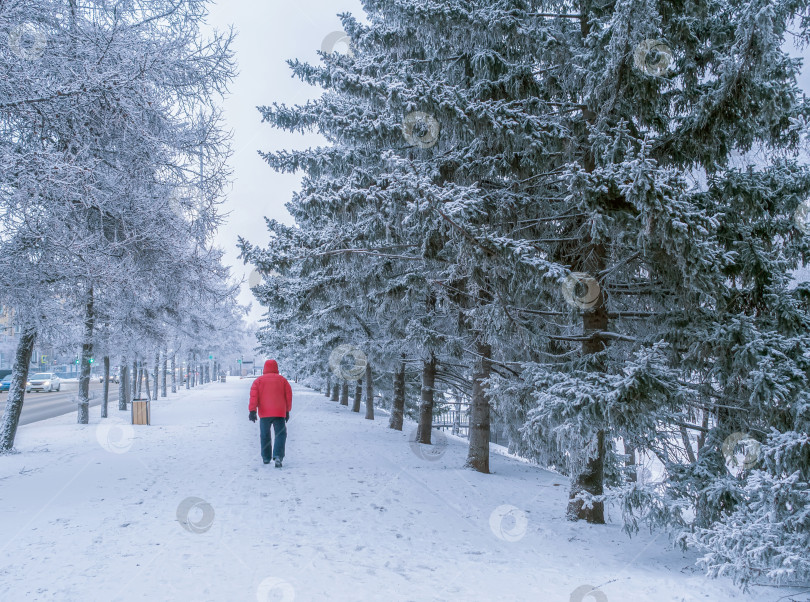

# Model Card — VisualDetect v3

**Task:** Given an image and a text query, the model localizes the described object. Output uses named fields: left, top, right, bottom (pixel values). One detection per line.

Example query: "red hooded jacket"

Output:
left=249, top=360, right=292, bottom=418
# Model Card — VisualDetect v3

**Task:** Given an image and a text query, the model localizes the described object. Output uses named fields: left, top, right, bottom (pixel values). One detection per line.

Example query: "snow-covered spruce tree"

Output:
left=659, top=161, right=810, bottom=585
left=444, top=0, right=810, bottom=572
left=243, top=72, right=457, bottom=425
left=360, top=0, right=809, bottom=533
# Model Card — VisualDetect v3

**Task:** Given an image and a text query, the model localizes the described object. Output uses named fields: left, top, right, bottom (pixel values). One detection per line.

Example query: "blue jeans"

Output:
left=259, top=417, right=287, bottom=462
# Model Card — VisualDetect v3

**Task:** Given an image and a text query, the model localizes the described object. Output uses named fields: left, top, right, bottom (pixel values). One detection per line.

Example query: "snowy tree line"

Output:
left=0, top=1, right=243, bottom=449
left=241, top=0, right=810, bottom=587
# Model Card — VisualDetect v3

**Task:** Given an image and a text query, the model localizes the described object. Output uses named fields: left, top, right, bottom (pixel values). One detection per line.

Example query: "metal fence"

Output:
left=432, top=400, right=507, bottom=445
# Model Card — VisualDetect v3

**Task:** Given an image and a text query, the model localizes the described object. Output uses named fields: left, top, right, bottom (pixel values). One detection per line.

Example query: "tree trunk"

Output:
left=118, top=357, right=128, bottom=410
left=0, top=324, right=37, bottom=452
left=465, top=340, right=491, bottom=473
left=185, top=354, right=191, bottom=390
left=388, top=359, right=406, bottom=431
left=567, top=431, right=606, bottom=523
left=161, top=349, right=168, bottom=397
left=101, top=356, right=110, bottom=418
left=625, top=441, right=637, bottom=483
left=77, top=288, right=95, bottom=424
left=417, top=355, right=437, bottom=444
left=331, top=381, right=339, bottom=401
left=364, top=362, right=374, bottom=420
left=136, top=361, right=143, bottom=399
left=566, top=246, right=608, bottom=523
left=144, top=362, right=152, bottom=401
left=351, top=380, right=362, bottom=412
left=171, top=353, right=177, bottom=393
left=340, top=380, right=349, bottom=406
left=131, top=358, right=138, bottom=400
left=325, top=372, right=331, bottom=397
left=153, top=352, right=159, bottom=400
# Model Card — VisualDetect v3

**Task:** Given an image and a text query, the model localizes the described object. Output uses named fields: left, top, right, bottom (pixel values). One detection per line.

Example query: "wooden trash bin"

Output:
left=131, top=399, right=151, bottom=425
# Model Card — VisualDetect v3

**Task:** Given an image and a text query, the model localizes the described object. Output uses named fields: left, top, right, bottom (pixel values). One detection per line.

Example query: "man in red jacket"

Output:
left=248, top=359, right=293, bottom=467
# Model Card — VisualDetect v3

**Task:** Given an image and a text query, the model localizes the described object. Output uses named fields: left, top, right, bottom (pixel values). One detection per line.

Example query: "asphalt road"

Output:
left=0, top=381, right=121, bottom=426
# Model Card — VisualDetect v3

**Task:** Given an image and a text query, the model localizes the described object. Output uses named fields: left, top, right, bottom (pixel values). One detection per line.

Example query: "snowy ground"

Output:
left=0, top=379, right=799, bottom=601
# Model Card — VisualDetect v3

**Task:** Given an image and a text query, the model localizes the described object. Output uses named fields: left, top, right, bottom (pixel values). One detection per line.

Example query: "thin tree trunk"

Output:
left=331, top=381, right=339, bottom=401
left=185, top=354, right=190, bottom=390
left=0, top=324, right=37, bottom=452
left=118, top=357, right=128, bottom=410
left=364, top=362, right=374, bottom=420
left=417, top=355, right=437, bottom=444
left=465, top=340, right=491, bottom=473
left=340, top=380, right=349, bottom=406
left=625, top=441, right=637, bottom=483
left=325, top=372, right=331, bottom=397
left=131, top=358, right=138, bottom=399
left=161, top=348, right=167, bottom=397
left=351, top=380, right=362, bottom=412
left=137, top=361, right=143, bottom=399
left=389, top=358, right=406, bottom=431
left=144, top=362, right=152, bottom=401
left=171, top=353, right=177, bottom=393
left=153, top=352, right=159, bottom=400
left=101, top=356, right=110, bottom=418
left=77, top=288, right=95, bottom=424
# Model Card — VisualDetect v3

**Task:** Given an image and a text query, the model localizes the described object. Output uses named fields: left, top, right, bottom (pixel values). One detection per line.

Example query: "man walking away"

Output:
left=248, top=359, right=292, bottom=467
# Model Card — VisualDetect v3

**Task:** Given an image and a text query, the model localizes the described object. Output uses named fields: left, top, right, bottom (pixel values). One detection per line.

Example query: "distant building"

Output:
left=0, top=306, right=19, bottom=370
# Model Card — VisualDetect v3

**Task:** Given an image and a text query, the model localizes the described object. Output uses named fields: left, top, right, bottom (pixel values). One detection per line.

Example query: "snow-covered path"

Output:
left=0, top=380, right=782, bottom=601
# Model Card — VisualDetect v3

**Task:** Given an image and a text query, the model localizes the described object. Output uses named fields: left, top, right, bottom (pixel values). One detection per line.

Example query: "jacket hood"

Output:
left=263, top=360, right=279, bottom=374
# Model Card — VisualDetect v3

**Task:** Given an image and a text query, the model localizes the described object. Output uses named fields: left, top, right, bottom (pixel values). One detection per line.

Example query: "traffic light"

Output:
left=89, top=358, right=94, bottom=364
left=75, top=357, right=80, bottom=364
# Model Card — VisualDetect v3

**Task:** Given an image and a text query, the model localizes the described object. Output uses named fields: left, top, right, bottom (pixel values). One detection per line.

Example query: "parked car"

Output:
left=29, top=373, right=61, bottom=392
left=0, top=374, right=32, bottom=393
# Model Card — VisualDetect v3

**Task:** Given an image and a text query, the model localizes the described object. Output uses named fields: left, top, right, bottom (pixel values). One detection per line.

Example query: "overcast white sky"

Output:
left=206, top=2, right=810, bottom=321
left=205, top=0, right=362, bottom=320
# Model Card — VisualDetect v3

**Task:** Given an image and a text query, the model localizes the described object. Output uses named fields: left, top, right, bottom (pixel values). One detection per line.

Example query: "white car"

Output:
left=29, top=373, right=61, bottom=393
